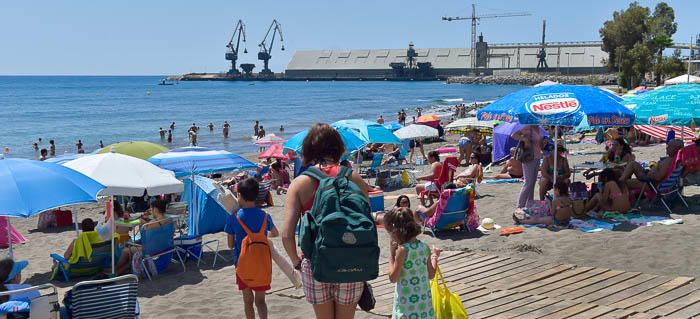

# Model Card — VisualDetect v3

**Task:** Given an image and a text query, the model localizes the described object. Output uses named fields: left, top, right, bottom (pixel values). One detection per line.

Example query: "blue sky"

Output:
left=1, top=0, right=698, bottom=75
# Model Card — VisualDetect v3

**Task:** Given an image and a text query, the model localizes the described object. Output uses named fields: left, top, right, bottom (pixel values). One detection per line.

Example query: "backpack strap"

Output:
left=337, top=166, right=352, bottom=179
left=235, top=212, right=268, bottom=236
left=301, top=166, right=328, bottom=181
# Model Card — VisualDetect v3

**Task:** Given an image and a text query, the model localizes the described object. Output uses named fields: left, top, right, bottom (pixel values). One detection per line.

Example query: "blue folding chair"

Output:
left=129, top=221, right=185, bottom=280
left=51, top=240, right=113, bottom=282
left=422, top=187, right=470, bottom=237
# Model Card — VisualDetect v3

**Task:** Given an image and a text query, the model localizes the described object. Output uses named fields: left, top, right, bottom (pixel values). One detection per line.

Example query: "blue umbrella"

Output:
left=383, top=121, right=403, bottom=131
left=44, top=153, right=88, bottom=165
left=148, top=147, right=256, bottom=178
left=477, top=84, right=634, bottom=127
left=283, top=127, right=366, bottom=154
left=332, top=119, right=402, bottom=145
left=623, top=83, right=700, bottom=126
left=0, top=158, right=104, bottom=256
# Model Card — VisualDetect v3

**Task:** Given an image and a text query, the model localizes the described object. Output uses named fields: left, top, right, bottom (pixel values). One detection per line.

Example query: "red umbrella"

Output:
left=258, top=144, right=293, bottom=160
left=255, top=134, right=287, bottom=145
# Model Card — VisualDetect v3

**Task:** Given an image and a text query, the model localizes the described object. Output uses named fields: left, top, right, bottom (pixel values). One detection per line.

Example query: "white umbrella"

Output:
left=534, top=80, right=560, bottom=87
left=64, top=152, right=184, bottom=274
left=394, top=124, right=438, bottom=140
left=664, top=74, right=700, bottom=85
left=445, top=118, right=495, bottom=131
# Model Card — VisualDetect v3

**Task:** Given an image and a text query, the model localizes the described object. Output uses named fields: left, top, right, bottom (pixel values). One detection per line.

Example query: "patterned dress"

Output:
left=392, top=240, right=435, bottom=319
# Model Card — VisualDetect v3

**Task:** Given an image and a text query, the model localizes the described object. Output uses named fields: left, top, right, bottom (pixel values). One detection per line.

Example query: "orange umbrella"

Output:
left=258, top=144, right=293, bottom=160
left=417, top=114, right=439, bottom=123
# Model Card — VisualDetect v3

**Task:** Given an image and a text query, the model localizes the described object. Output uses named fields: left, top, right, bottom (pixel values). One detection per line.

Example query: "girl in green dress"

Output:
left=385, top=207, right=440, bottom=319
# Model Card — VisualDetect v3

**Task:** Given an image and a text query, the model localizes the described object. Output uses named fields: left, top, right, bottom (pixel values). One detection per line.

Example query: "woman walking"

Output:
left=511, top=125, right=544, bottom=208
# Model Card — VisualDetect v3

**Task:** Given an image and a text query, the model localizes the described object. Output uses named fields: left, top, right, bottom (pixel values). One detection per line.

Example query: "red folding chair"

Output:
left=420, top=156, right=459, bottom=205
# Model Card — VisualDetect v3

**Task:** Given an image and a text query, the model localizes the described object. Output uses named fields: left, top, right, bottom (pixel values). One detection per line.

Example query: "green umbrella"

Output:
left=97, top=141, right=169, bottom=160
left=623, top=83, right=700, bottom=126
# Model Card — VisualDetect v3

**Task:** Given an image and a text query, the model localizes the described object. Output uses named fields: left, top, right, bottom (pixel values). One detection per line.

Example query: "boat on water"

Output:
left=158, top=78, right=176, bottom=86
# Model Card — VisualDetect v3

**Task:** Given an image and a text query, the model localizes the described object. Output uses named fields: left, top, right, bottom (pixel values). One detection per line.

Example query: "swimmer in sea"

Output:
left=280, top=125, right=284, bottom=132
left=159, top=128, right=165, bottom=140
left=32, top=143, right=39, bottom=151
left=170, top=122, right=176, bottom=130
left=223, top=121, right=230, bottom=138
left=208, top=122, right=214, bottom=131
left=76, top=140, right=85, bottom=154
left=39, top=149, right=48, bottom=161
left=99, top=140, right=104, bottom=148
left=167, top=130, right=173, bottom=143
left=49, top=140, right=56, bottom=156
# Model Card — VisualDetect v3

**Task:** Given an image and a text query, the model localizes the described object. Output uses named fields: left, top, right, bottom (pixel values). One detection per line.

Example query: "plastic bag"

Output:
left=430, top=266, right=468, bottom=319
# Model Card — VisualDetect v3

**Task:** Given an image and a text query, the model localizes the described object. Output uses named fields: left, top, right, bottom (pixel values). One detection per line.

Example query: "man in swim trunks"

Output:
left=223, top=121, right=230, bottom=138
left=621, top=139, right=683, bottom=190
left=415, top=151, right=442, bottom=205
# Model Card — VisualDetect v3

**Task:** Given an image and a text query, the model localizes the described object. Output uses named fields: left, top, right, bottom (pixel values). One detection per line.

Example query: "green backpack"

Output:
left=299, top=166, right=379, bottom=283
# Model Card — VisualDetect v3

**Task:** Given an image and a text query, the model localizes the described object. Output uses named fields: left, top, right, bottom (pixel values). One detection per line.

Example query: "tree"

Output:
left=599, top=2, right=677, bottom=88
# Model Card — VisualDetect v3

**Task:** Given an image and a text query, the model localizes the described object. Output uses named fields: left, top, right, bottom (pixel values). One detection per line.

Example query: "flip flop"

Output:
left=499, top=226, right=525, bottom=236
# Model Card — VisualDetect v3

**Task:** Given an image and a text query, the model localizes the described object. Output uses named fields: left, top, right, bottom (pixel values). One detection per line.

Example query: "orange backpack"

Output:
left=235, top=213, right=272, bottom=287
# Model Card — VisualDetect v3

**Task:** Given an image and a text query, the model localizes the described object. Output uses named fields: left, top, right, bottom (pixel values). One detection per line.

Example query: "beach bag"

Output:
left=525, top=200, right=550, bottom=218
left=358, top=282, right=376, bottom=312
left=569, top=182, right=588, bottom=200
left=235, top=213, right=272, bottom=288
left=514, top=141, right=534, bottom=162
left=681, top=144, right=700, bottom=174
left=431, top=266, right=468, bottom=319
left=299, top=166, right=379, bottom=283
left=37, top=211, right=56, bottom=230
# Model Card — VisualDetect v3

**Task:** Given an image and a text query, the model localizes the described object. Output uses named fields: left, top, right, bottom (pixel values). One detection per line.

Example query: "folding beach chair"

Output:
left=256, top=180, right=274, bottom=207
left=360, top=153, right=385, bottom=179
left=634, top=153, right=689, bottom=214
left=0, top=284, right=59, bottom=319
left=419, top=156, right=459, bottom=205
left=62, top=275, right=138, bottom=319
left=128, top=221, right=185, bottom=280
left=50, top=241, right=112, bottom=282
left=421, top=187, right=472, bottom=237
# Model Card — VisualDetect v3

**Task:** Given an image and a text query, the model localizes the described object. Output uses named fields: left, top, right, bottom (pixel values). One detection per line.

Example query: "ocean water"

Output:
left=1, top=76, right=523, bottom=159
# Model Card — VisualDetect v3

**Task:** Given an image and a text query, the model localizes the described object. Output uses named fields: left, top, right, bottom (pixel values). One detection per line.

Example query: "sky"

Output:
left=1, top=0, right=698, bottom=75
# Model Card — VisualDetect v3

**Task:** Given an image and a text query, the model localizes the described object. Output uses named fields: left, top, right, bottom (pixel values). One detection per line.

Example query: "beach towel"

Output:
left=69, top=231, right=104, bottom=264
left=483, top=178, right=523, bottom=184
left=425, top=189, right=457, bottom=228
left=569, top=219, right=618, bottom=232
left=0, top=217, right=26, bottom=248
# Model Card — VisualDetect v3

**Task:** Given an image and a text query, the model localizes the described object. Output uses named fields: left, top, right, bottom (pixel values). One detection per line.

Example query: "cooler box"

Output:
left=54, top=210, right=73, bottom=227
left=369, top=191, right=384, bottom=212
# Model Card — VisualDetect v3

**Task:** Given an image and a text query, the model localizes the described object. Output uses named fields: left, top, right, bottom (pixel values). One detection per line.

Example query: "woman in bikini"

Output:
left=585, top=168, right=631, bottom=213
left=538, top=140, right=571, bottom=200
left=513, top=183, right=573, bottom=226
left=486, top=147, right=523, bottom=180
left=454, top=153, right=483, bottom=187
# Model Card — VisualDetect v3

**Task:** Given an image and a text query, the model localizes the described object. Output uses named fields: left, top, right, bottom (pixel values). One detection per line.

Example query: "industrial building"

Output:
left=285, top=39, right=609, bottom=80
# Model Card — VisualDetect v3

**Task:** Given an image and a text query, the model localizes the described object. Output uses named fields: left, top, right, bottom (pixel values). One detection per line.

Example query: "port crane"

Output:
left=442, top=4, right=530, bottom=73
left=536, top=20, right=549, bottom=71
left=225, top=19, right=247, bottom=75
left=258, top=19, right=285, bottom=76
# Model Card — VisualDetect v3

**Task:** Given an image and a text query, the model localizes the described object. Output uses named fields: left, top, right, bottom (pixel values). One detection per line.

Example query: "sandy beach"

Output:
left=7, top=140, right=700, bottom=318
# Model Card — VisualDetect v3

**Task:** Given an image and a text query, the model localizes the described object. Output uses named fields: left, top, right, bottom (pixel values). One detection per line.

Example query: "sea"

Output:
left=1, top=76, right=524, bottom=159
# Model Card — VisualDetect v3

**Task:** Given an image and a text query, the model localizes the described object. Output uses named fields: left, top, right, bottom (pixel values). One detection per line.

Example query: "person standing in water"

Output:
left=170, top=122, right=176, bottom=130
left=208, top=122, right=214, bottom=131
left=223, top=121, right=230, bottom=138
left=377, top=115, right=384, bottom=124
left=254, top=121, right=260, bottom=137
left=99, top=140, right=104, bottom=149
left=167, top=130, right=173, bottom=143
left=258, top=126, right=266, bottom=139
left=32, top=143, right=39, bottom=152
left=49, top=140, right=56, bottom=156
left=159, top=128, right=165, bottom=140
left=279, top=125, right=284, bottom=132
left=39, top=149, right=48, bottom=161
left=76, top=140, right=84, bottom=153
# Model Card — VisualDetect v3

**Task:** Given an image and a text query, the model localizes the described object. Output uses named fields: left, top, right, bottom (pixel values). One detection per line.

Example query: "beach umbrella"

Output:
left=478, top=84, right=634, bottom=191
left=148, top=146, right=256, bottom=178
left=44, top=153, right=89, bottom=165
left=534, top=80, right=559, bottom=87
left=416, top=114, right=441, bottom=128
left=332, top=119, right=401, bottom=145
left=664, top=74, right=700, bottom=85
left=623, top=83, right=700, bottom=127
left=382, top=121, right=403, bottom=131
left=258, top=144, right=292, bottom=160
left=254, top=134, right=287, bottom=146
left=633, top=125, right=696, bottom=144
left=65, top=152, right=183, bottom=274
left=393, top=124, right=438, bottom=140
left=444, top=118, right=495, bottom=132
left=0, top=158, right=104, bottom=256
left=283, top=127, right=366, bottom=154
left=97, top=141, right=168, bottom=160
left=492, top=122, right=549, bottom=162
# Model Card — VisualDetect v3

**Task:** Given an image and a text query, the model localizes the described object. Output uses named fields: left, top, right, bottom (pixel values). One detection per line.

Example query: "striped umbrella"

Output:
left=148, top=147, right=256, bottom=178
left=254, top=134, right=287, bottom=146
left=634, top=125, right=696, bottom=144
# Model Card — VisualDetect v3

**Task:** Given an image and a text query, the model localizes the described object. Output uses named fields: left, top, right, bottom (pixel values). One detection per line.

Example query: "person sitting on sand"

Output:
left=585, top=168, right=631, bottom=213
left=583, top=137, right=635, bottom=180
left=620, top=139, right=683, bottom=191
left=0, top=259, right=39, bottom=308
left=538, top=140, right=571, bottom=200
left=513, top=183, right=573, bottom=227
left=269, top=162, right=290, bottom=195
left=373, top=195, right=411, bottom=225
left=455, top=153, right=483, bottom=187
left=487, top=148, right=523, bottom=180
left=115, top=199, right=172, bottom=275
left=415, top=151, right=442, bottom=205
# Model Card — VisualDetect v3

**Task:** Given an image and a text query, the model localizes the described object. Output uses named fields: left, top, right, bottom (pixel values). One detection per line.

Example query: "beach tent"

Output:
left=623, top=83, right=700, bottom=127
left=0, top=158, right=103, bottom=257
left=97, top=141, right=168, bottom=160
left=444, top=118, right=495, bottom=132
left=394, top=124, right=438, bottom=140
left=664, top=74, right=700, bottom=85
left=181, top=176, right=229, bottom=236
left=332, top=119, right=401, bottom=145
left=148, top=147, right=256, bottom=178
left=0, top=217, right=25, bottom=249
left=492, top=122, right=549, bottom=162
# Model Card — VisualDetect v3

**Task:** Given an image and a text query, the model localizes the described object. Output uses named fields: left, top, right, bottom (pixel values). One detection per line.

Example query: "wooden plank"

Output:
left=527, top=267, right=610, bottom=296
left=510, top=299, right=583, bottom=319
left=441, top=255, right=512, bottom=278
left=565, top=305, right=618, bottom=319
left=608, top=277, right=694, bottom=309
left=572, top=273, right=658, bottom=303
left=545, top=269, right=625, bottom=297
left=491, top=264, right=574, bottom=291
left=624, top=312, right=658, bottom=319
left=627, top=286, right=698, bottom=314
left=646, top=288, right=700, bottom=317
left=475, top=295, right=549, bottom=319
left=514, top=266, right=595, bottom=293
left=369, top=251, right=471, bottom=289
left=537, top=302, right=599, bottom=319
left=468, top=262, right=558, bottom=288
left=663, top=300, right=700, bottom=319
left=490, top=297, right=564, bottom=319
left=463, top=290, right=519, bottom=309
left=459, top=286, right=495, bottom=300
left=445, top=258, right=535, bottom=285
left=467, top=291, right=532, bottom=315
left=594, top=277, right=671, bottom=305
left=558, top=271, right=640, bottom=300
left=595, top=308, right=637, bottom=318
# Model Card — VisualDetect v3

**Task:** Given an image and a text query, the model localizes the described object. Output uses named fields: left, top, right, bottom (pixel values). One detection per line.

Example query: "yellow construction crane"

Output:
left=442, top=4, right=530, bottom=73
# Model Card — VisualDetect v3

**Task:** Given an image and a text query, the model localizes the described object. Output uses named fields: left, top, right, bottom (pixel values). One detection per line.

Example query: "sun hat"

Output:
left=481, top=218, right=496, bottom=230
left=5, top=260, right=28, bottom=283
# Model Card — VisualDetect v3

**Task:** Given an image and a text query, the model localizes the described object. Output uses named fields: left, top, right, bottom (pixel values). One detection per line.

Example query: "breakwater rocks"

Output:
left=446, top=74, right=617, bottom=86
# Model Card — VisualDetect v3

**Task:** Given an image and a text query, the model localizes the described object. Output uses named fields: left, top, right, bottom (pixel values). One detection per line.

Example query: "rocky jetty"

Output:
left=446, top=74, right=617, bottom=86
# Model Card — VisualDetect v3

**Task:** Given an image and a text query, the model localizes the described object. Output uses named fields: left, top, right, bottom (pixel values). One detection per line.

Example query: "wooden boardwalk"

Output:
left=271, top=251, right=700, bottom=318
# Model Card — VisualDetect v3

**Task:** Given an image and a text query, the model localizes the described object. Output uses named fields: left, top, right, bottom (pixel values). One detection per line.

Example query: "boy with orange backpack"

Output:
left=225, top=178, right=279, bottom=319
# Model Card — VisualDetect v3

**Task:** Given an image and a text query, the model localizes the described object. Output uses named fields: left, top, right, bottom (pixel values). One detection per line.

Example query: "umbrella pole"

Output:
left=192, top=173, right=198, bottom=236
left=7, top=218, right=13, bottom=259
left=110, top=196, right=115, bottom=276
left=74, top=207, right=80, bottom=238
left=553, top=126, right=558, bottom=198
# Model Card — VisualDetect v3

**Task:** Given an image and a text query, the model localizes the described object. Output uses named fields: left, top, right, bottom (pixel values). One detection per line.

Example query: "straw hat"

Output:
left=477, top=218, right=501, bottom=232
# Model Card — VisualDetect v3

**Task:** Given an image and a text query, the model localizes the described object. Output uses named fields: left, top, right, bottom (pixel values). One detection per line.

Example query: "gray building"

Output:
left=286, top=41, right=609, bottom=79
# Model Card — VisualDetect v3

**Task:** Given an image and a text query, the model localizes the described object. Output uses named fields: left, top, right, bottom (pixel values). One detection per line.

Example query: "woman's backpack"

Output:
left=299, top=166, right=379, bottom=283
